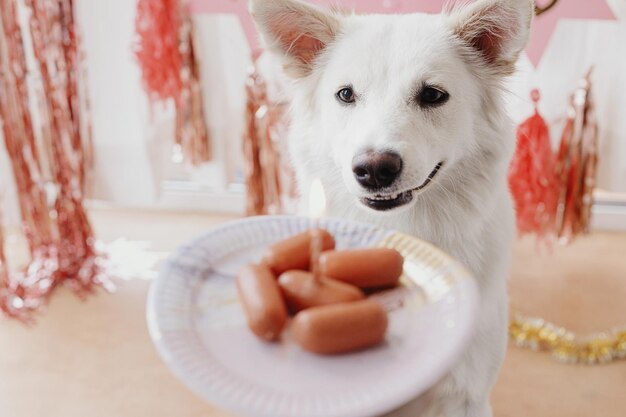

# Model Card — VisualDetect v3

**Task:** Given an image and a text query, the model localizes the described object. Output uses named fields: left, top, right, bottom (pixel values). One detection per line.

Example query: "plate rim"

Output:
left=146, top=215, right=479, bottom=417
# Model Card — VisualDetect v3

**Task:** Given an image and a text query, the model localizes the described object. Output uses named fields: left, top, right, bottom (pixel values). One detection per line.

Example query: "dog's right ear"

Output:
left=249, top=0, right=341, bottom=78
left=446, top=0, right=533, bottom=75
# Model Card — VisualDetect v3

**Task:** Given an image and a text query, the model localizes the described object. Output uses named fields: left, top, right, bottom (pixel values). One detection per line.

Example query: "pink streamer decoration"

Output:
left=135, top=0, right=184, bottom=102
left=135, top=0, right=211, bottom=164
left=242, top=61, right=297, bottom=215
left=0, top=0, right=110, bottom=323
left=508, top=89, right=559, bottom=242
left=554, top=69, right=598, bottom=242
left=508, top=71, right=598, bottom=246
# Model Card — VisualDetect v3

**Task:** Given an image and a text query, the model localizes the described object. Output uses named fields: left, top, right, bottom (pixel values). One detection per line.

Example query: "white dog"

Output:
left=250, top=0, right=532, bottom=415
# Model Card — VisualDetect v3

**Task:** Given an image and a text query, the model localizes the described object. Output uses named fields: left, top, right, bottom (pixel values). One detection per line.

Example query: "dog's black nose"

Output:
left=352, top=150, right=403, bottom=189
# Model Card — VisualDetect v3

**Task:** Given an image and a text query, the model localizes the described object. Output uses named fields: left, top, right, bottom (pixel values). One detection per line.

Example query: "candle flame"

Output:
left=309, top=179, right=326, bottom=219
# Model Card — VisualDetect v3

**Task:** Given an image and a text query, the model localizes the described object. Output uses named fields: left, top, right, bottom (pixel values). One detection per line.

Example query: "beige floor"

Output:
left=1, top=208, right=625, bottom=417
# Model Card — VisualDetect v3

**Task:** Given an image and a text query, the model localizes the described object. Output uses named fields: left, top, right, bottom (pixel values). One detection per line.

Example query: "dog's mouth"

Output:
left=359, top=162, right=444, bottom=211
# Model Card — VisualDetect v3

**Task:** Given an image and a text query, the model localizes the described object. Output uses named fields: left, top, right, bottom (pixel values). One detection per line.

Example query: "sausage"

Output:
left=261, top=229, right=335, bottom=275
left=278, top=270, right=364, bottom=312
left=319, top=248, right=404, bottom=288
left=236, top=264, right=288, bottom=341
left=291, top=299, right=388, bottom=355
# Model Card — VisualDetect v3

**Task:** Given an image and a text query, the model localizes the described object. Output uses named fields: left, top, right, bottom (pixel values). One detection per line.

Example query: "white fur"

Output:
left=250, top=1, right=533, bottom=416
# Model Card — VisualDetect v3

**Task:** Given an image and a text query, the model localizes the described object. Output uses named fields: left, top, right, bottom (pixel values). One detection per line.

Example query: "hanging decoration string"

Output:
left=508, top=89, right=560, bottom=244
left=554, top=68, right=597, bottom=243
left=135, top=0, right=210, bottom=165
left=242, top=61, right=297, bottom=215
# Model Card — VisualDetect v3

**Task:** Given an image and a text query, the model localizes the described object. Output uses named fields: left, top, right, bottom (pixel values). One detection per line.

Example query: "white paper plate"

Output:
left=147, top=215, right=478, bottom=417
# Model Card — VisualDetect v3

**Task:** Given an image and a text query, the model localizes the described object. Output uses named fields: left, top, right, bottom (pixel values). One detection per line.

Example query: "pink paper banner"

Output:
left=190, top=0, right=617, bottom=66
left=189, top=0, right=446, bottom=55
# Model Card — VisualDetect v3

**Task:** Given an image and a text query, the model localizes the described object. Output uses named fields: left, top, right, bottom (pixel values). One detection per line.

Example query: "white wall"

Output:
left=189, top=13, right=251, bottom=188
left=75, top=0, right=164, bottom=206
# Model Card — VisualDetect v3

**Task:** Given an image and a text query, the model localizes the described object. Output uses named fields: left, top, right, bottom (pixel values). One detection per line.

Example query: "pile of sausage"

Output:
left=237, top=229, right=404, bottom=355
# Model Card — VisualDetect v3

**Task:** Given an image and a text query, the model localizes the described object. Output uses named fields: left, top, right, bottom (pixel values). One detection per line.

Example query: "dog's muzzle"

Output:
left=359, top=162, right=444, bottom=211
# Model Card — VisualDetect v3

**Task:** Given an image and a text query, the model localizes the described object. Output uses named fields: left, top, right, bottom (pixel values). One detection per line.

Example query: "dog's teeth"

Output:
left=370, top=193, right=401, bottom=201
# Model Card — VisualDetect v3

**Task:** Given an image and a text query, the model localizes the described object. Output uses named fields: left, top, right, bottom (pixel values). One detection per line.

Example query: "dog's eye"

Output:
left=336, top=87, right=356, bottom=104
left=417, top=86, right=449, bottom=107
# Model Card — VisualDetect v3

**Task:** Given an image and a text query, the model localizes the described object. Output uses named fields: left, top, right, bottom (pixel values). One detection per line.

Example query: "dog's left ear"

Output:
left=447, top=0, right=533, bottom=74
left=249, top=0, right=342, bottom=78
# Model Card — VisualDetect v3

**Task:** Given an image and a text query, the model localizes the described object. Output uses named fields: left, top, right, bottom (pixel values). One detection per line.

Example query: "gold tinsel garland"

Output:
left=509, top=310, right=626, bottom=364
